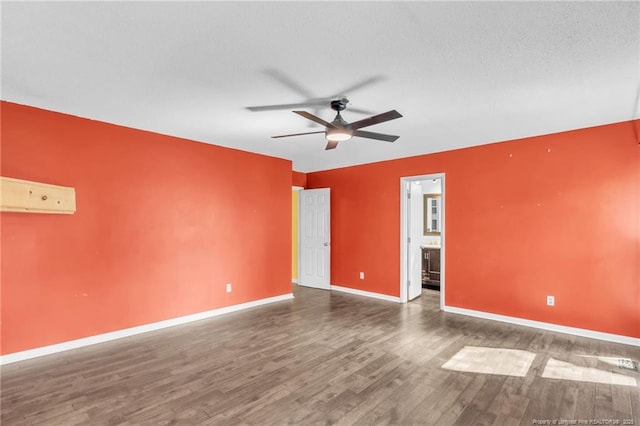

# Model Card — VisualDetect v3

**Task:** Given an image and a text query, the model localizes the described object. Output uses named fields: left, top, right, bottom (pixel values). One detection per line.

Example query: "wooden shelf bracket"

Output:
left=1, top=176, right=76, bottom=214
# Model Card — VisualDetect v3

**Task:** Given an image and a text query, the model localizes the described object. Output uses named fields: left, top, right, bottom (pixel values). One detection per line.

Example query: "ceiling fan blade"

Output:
left=271, top=131, right=326, bottom=139
left=325, top=140, right=339, bottom=150
left=350, top=110, right=403, bottom=130
left=264, top=69, right=315, bottom=99
left=293, top=111, right=336, bottom=128
left=248, top=102, right=374, bottom=118
left=246, top=100, right=328, bottom=112
left=344, top=106, right=376, bottom=115
left=352, top=130, right=399, bottom=142
left=331, top=76, right=385, bottom=98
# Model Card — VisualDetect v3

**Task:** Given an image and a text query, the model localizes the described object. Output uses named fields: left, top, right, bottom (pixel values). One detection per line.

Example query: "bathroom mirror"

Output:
left=423, top=194, right=442, bottom=235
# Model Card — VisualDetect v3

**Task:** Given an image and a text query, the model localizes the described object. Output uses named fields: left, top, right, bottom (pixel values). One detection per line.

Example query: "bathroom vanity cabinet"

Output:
left=422, top=247, right=441, bottom=289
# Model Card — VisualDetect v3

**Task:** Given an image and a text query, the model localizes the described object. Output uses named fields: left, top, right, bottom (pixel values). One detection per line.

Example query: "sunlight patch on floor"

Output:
left=578, top=355, right=639, bottom=371
left=441, top=346, right=536, bottom=377
left=542, top=358, right=637, bottom=387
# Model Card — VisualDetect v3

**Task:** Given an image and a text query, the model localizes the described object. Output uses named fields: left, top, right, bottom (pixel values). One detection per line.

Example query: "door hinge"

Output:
left=408, top=236, right=411, bottom=243
left=407, top=191, right=411, bottom=199
left=407, top=280, right=410, bottom=288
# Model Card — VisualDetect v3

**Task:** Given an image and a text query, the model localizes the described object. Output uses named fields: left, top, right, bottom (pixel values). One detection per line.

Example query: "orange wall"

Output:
left=307, top=121, right=640, bottom=338
left=1, top=101, right=292, bottom=355
left=292, top=171, right=307, bottom=188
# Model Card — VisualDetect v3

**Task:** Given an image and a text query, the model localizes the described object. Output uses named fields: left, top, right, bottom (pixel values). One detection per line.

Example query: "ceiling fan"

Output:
left=271, top=98, right=403, bottom=150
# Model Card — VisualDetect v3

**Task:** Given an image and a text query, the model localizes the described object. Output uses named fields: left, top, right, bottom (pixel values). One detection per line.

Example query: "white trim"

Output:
left=297, top=188, right=301, bottom=286
left=331, top=284, right=401, bottom=303
left=399, top=173, right=445, bottom=308
left=291, top=186, right=302, bottom=284
left=0, top=293, right=294, bottom=365
left=443, top=305, right=640, bottom=347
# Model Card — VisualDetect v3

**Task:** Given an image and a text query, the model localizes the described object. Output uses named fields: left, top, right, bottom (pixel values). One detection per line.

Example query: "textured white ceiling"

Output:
left=2, top=1, right=639, bottom=172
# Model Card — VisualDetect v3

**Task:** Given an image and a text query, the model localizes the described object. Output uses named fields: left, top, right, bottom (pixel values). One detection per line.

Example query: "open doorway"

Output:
left=400, top=173, right=445, bottom=308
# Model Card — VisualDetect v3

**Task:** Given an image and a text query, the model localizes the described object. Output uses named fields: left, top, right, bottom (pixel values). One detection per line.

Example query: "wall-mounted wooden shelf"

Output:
left=1, top=177, right=76, bottom=214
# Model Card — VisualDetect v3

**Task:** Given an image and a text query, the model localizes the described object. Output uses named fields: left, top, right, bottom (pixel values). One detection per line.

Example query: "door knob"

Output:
left=323, top=242, right=329, bottom=247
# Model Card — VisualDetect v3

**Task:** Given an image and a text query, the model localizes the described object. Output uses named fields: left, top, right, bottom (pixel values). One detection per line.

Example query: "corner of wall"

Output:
left=292, top=171, right=307, bottom=188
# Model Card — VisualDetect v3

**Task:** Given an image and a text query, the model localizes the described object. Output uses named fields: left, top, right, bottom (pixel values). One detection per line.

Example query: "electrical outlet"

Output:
left=546, top=295, right=555, bottom=306
left=359, top=272, right=365, bottom=280
left=226, top=283, right=232, bottom=293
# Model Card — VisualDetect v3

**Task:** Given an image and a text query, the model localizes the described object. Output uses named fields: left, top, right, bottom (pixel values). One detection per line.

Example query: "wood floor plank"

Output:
left=558, top=384, right=580, bottom=420
left=407, top=372, right=474, bottom=424
left=2, top=286, right=638, bottom=425
left=573, top=381, right=598, bottom=421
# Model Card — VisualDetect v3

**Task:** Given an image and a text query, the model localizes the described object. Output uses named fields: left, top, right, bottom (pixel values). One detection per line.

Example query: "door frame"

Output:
left=399, top=173, right=445, bottom=307
left=292, top=186, right=303, bottom=284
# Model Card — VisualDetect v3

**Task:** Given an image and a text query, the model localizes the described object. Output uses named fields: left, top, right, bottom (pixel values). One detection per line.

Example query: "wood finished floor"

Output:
left=2, top=286, right=639, bottom=425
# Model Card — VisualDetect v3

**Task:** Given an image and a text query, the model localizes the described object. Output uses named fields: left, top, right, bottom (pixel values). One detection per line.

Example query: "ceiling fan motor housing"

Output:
left=331, top=113, right=350, bottom=128
left=330, top=98, right=348, bottom=112
left=327, top=106, right=353, bottom=142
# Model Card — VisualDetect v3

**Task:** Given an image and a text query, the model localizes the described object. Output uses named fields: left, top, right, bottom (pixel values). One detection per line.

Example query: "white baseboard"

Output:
left=0, top=293, right=294, bottom=365
left=331, top=284, right=401, bottom=303
left=443, top=305, right=640, bottom=347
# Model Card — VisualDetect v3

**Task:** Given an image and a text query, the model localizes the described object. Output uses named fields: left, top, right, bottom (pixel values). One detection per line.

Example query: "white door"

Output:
left=299, top=188, right=330, bottom=290
left=408, top=182, right=423, bottom=300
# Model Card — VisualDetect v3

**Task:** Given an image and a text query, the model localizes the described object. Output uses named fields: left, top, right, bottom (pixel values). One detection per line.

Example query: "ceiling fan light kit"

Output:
left=326, top=128, right=353, bottom=142
left=270, top=97, right=403, bottom=150
left=325, top=100, right=351, bottom=141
